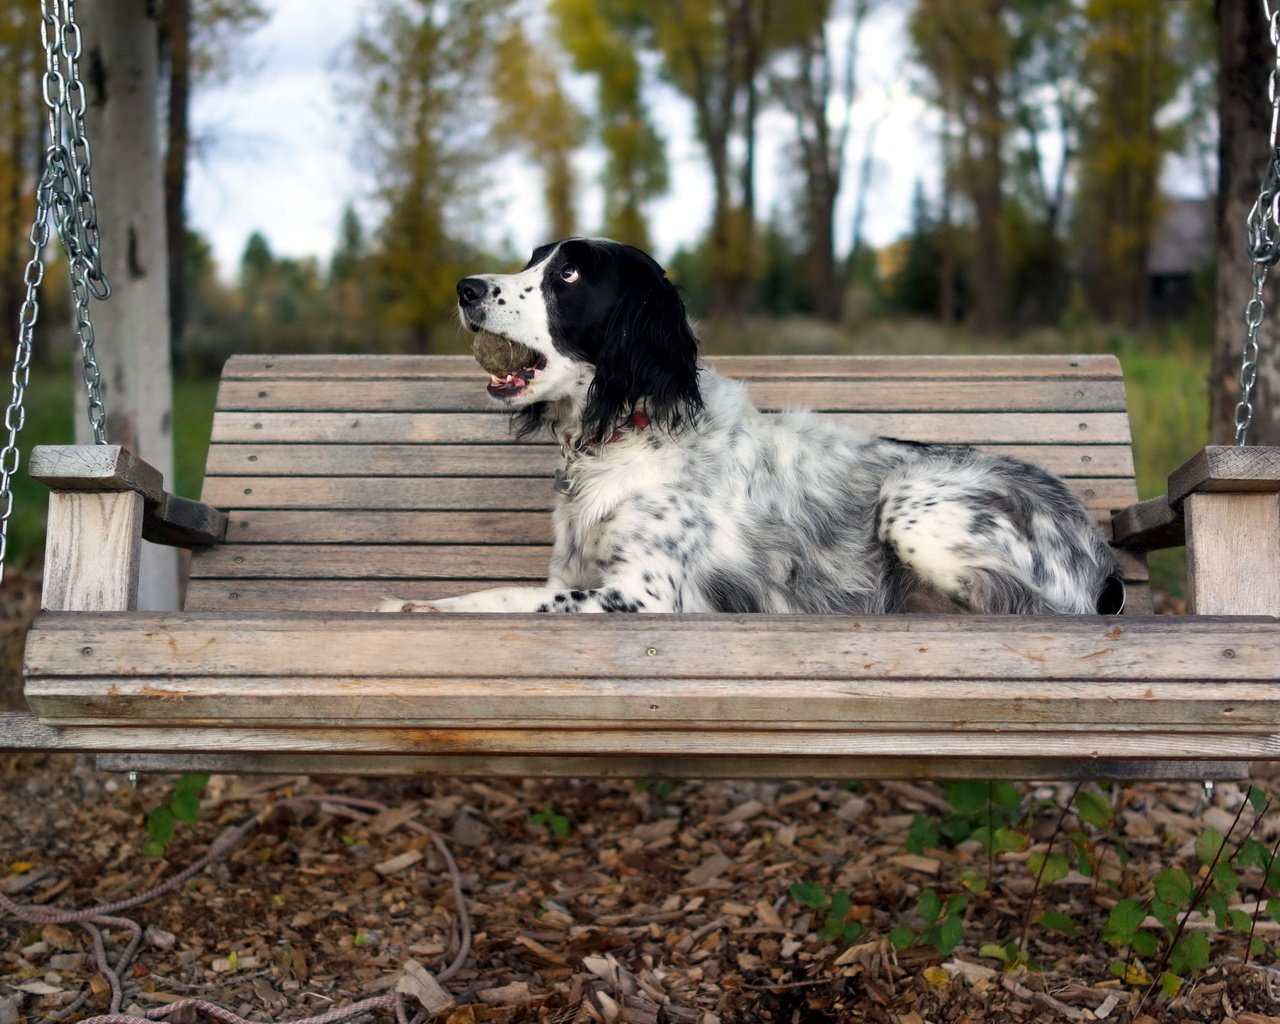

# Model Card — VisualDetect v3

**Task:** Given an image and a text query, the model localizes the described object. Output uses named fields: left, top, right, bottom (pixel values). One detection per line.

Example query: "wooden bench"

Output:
left=6, top=354, right=1279, bottom=782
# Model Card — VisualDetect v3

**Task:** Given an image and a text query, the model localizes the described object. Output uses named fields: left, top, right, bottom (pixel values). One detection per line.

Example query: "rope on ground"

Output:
left=0, top=792, right=472, bottom=1024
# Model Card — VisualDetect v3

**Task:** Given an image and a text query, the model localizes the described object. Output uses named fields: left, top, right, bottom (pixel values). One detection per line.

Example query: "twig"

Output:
left=0, top=792, right=470, bottom=1024
left=1017, top=781, right=1081, bottom=953
left=1136, top=786, right=1253, bottom=1015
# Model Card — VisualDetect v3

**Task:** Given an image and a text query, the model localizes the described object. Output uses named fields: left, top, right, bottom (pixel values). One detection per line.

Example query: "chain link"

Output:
left=0, top=0, right=112, bottom=582
left=1238, top=0, right=1280, bottom=444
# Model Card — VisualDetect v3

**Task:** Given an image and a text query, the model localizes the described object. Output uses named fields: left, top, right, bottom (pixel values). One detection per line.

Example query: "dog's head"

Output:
left=456, top=237, right=701, bottom=442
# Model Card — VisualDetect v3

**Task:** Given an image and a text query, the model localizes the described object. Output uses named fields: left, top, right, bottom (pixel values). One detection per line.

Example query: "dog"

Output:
left=383, top=237, right=1124, bottom=616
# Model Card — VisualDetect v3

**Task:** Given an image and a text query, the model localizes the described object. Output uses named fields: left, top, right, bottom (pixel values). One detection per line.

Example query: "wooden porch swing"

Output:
left=2, top=8, right=1279, bottom=784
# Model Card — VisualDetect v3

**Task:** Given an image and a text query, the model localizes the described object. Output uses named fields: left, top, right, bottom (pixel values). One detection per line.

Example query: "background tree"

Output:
left=551, top=0, right=668, bottom=248
left=160, top=0, right=268, bottom=350
left=1212, top=0, right=1278, bottom=446
left=491, top=21, right=586, bottom=241
left=350, top=0, right=508, bottom=350
left=771, top=0, right=876, bottom=323
left=1074, top=0, right=1177, bottom=326
left=910, top=0, right=1011, bottom=335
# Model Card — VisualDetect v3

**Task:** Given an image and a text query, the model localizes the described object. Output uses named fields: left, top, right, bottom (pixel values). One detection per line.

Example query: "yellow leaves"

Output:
left=922, top=965, right=951, bottom=990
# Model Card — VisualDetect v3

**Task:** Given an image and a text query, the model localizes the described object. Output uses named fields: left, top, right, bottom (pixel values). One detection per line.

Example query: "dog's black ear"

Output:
left=582, top=274, right=702, bottom=443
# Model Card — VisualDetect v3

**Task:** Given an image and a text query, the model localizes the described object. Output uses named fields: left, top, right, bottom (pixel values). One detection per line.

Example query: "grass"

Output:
left=3, top=317, right=1208, bottom=598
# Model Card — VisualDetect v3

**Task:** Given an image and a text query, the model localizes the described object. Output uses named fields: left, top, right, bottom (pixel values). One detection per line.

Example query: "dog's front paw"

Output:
left=375, top=598, right=441, bottom=613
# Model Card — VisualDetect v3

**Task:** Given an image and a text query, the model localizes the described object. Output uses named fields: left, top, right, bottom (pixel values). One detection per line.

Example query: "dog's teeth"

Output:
left=490, top=375, right=504, bottom=385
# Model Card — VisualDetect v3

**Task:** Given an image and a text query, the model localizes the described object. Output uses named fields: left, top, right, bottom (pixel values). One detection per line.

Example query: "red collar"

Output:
left=566, top=411, right=651, bottom=451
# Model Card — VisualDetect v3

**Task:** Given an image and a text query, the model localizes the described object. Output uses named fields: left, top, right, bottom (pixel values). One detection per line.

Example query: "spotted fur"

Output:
left=383, top=238, right=1124, bottom=616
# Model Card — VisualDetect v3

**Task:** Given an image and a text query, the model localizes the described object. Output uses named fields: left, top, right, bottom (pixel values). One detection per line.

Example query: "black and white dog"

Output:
left=385, top=237, right=1123, bottom=616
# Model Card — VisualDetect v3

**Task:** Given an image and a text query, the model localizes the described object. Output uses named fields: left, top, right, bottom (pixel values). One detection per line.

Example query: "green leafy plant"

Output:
left=890, top=887, right=968, bottom=958
left=142, top=773, right=210, bottom=857
left=530, top=806, right=572, bottom=837
left=788, top=881, right=864, bottom=944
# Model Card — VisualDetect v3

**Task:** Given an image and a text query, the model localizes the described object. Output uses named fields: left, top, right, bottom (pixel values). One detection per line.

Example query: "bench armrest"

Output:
left=1112, top=446, right=1280, bottom=615
left=1111, top=495, right=1185, bottom=552
left=30, top=445, right=227, bottom=612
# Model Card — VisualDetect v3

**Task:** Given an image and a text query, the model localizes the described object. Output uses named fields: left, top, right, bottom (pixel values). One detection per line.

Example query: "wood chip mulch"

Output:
left=4, top=756, right=1280, bottom=1024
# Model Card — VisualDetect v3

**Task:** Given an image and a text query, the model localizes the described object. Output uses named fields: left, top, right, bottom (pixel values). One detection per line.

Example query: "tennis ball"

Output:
left=472, top=333, right=539, bottom=376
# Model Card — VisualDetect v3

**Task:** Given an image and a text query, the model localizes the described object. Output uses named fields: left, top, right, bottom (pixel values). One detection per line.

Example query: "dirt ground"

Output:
left=4, top=570, right=1280, bottom=1024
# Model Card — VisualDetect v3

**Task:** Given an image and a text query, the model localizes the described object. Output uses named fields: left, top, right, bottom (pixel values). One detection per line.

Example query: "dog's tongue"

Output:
left=472, top=332, right=539, bottom=377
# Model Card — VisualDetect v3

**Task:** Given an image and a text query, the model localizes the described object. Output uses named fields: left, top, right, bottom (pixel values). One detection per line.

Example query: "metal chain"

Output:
left=0, top=0, right=112, bottom=582
left=50, top=0, right=111, bottom=443
left=1238, top=1, right=1280, bottom=444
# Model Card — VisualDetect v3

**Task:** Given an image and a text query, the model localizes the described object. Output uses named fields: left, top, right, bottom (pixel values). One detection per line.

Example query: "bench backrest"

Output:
left=187, top=354, right=1148, bottom=613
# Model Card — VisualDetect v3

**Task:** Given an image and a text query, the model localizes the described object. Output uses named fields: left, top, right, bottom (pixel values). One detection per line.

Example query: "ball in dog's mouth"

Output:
left=471, top=331, right=548, bottom=398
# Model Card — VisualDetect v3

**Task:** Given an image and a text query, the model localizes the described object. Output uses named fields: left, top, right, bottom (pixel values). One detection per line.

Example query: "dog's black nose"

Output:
left=457, top=277, right=489, bottom=307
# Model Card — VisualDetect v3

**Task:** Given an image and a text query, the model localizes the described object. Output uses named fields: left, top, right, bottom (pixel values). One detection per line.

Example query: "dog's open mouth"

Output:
left=486, top=356, right=547, bottom=398
left=471, top=330, right=548, bottom=399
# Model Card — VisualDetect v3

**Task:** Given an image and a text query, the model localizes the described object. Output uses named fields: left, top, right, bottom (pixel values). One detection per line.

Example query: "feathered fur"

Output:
left=386, top=237, right=1124, bottom=616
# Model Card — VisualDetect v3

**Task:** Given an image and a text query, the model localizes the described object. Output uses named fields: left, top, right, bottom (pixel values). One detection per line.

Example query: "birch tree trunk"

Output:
left=74, top=0, right=179, bottom=610
left=1213, top=0, right=1280, bottom=446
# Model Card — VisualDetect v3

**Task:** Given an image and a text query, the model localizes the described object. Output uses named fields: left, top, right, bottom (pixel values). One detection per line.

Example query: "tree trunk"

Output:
left=77, top=0, right=179, bottom=610
left=163, top=0, right=191, bottom=349
left=1212, top=0, right=1280, bottom=446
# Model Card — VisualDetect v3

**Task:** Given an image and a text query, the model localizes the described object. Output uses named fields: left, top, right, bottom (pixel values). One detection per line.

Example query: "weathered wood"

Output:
left=1185, top=492, right=1280, bottom=615
left=24, top=614, right=1279, bottom=683
left=91, top=750, right=1247, bottom=782
left=191, top=544, right=551, bottom=580
left=201, top=476, right=555, bottom=511
left=1112, top=496, right=1186, bottom=552
left=0, top=712, right=1246, bottom=780
left=220, top=510, right=554, bottom=545
left=189, top=537, right=1149, bottom=584
left=203, top=442, right=1138, bottom=480
left=220, top=353, right=1126, bottom=381
left=41, top=492, right=143, bottom=611
left=4, top=721, right=1277, bottom=760
left=199, top=475, right=1135, bottom=515
left=209, top=411, right=1135, bottom=446
left=1169, top=446, right=1280, bottom=506
left=180, top=578, right=1154, bottom=615
left=216, top=378, right=1130, bottom=414
left=183, top=580, right=523, bottom=612
left=142, top=493, right=228, bottom=548
left=30, top=675, right=1280, bottom=729
left=29, top=445, right=164, bottom=505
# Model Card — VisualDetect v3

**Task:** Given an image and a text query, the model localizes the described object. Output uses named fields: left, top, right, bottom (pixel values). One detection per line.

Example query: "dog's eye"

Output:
left=560, top=265, right=580, bottom=284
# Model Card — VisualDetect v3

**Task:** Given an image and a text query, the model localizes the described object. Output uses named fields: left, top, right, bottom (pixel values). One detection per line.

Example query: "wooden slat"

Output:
left=182, top=579, right=522, bottom=612
left=189, top=537, right=1149, bottom=583
left=191, top=544, right=551, bottom=580
left=6, top=723, right=1278, bottom=761
left=32, top=675, right=1280, bottom=729
left=91, top=750, right=1247, bottom=782
left=199, top=474, right=1137, bottom=513
left=201, top=476, right=554, bottom=511
left=217, top=378, right=1129, bottom=414
left=25, top=614, right=1280, bottom=682
left=203, top=442, right=1138, bottom=480
left=182, top=578, right=1156, bottom=614
left=220, top=353, right=1125, bottom=381
left=221, top=510, right=552, bottom=544
left=210, top=411, right=1135, bottom=446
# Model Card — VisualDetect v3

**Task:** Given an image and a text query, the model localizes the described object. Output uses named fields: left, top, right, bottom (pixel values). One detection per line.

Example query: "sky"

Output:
left=185, top=0, right=1205, bottom=279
